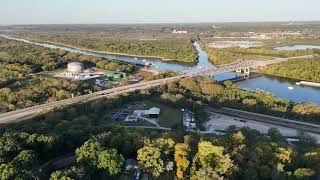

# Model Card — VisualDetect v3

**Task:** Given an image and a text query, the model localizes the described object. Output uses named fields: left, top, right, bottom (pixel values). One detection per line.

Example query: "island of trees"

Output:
left=261, top=58, right=320, bottom=82
left=204, top=46, right=318, bottom=65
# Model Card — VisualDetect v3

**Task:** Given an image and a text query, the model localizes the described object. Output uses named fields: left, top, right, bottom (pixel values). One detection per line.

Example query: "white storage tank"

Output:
left=67, top=61, right=83, bottom=74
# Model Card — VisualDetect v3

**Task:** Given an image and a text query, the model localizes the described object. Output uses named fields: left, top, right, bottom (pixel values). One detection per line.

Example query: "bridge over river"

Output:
left=181, top=55, right=316, bottom=77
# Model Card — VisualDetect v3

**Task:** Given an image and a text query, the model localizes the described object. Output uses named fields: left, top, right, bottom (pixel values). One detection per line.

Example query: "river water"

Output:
left=2, top=35, right=319, bottom=104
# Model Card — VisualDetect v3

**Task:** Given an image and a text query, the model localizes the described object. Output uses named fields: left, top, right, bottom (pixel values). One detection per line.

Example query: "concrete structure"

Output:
left=172, top=30, right=188, bottom=34
left=133, top=107, right=160, bottom=118
left=146, top=107, right=160, bottom=118
left=124, top=116, right=138, bottom=122
left=236, top=67, right=250, bottom=74
left=180, top=55, right=315, bottom=78
left=183, top=111, right=196, bottom=129
left=62, top=61, right=105, bottom=80
left=67, top=61, right=84, bottom=74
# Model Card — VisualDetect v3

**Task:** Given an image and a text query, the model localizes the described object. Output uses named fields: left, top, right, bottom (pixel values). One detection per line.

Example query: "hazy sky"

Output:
left=1, top=0, right=320, bottom=25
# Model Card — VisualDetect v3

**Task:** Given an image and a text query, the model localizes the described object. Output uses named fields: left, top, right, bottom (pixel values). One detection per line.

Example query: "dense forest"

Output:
left=0, top=37, right=134, bottom=112
left=0, top=77, right=319, bottom=179
left=5, top=27, right=198, bottom=62
left=205, top=46, right=318, bottom=65
left=49, top=38, right=198, bottom=62
left=261, top=58, right=320, bottom=82
left=204, top=47, right=272, bottom=64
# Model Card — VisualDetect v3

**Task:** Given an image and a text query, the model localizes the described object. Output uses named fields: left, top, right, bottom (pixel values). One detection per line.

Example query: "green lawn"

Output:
left=142, top=100, right=183, bottom=128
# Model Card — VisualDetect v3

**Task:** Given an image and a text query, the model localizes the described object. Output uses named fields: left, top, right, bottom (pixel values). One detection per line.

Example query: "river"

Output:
left=1, top=35, right=319, bottom=105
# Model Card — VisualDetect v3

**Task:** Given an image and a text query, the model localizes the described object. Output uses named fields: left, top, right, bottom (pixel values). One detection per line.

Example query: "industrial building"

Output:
left=54, top=61, right=105, bottom=81
left=133, top=107, right=160, bottom=118
left=65, top=61, right=84, bottom=78
left=67, top=61, right=84, bottom=74
left=183, top=110, right=197, bottom=129
left=106, top=71, right=127, bottom=81
left=172, top=29, right=188, bottom=34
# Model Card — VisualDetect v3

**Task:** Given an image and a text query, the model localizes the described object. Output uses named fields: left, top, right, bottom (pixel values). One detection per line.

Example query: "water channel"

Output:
left=1, top=35, right=319, bottom=105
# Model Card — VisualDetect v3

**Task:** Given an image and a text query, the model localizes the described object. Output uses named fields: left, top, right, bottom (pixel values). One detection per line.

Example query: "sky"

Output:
left=1, top=0, right=320, bottom=25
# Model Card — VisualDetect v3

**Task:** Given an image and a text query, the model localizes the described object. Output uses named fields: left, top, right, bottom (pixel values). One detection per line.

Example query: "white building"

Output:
left=133, top=107, right=160, bottom=118
left=172, top=30, right=188, bottom=34
left=183, top=111, right=197, bottom=129
left=124, top=116, right=138, bottom=122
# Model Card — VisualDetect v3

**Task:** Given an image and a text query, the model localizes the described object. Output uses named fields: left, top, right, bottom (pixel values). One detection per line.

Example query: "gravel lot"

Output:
left=204, top=112, right=320, bottom=144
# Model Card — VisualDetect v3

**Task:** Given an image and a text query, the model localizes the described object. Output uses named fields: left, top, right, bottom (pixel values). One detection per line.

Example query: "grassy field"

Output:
left=142, top=100, right=183, bottom=128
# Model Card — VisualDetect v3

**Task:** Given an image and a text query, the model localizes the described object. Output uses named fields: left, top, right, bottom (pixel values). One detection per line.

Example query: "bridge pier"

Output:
left=236, top=67, right=251, bottom=74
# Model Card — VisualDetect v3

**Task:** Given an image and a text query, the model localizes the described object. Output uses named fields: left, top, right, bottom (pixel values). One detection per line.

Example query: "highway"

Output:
left=0, top=76, right=181, bottom=124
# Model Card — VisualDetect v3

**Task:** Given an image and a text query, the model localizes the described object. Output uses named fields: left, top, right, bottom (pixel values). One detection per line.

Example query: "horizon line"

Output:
left=1, top=20, right=320, bottom=26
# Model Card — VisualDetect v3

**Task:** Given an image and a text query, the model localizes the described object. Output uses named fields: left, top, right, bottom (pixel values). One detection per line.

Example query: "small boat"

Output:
left=296, top=82, right=301, bottom=85
left=134, top=57, right=138, bottom=60
left=288, top=86, right=294, bottom=90
left=142, top=59, right=146, bottom=61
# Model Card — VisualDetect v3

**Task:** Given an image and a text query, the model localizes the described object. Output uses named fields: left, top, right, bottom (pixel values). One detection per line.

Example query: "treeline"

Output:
left=205, top=47, right=271, bottom=64
left=262, top=58, right=320, bottom=82
left=173, top=78, right=320, bottom=124
left=205, top=46, right=318, bottom=64
left=224, top=46, right=316, bottom=57
left=50, top=37, right=197, bottom=62
left=51, top=128, right=319, bottom=180
left=0, top=77, right=102, bottom=112
left=10, top=26, right=198, bottom=62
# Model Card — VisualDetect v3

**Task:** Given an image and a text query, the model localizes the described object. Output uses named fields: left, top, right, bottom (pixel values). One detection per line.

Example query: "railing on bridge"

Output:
left=179, top=55, right=316, bottom=77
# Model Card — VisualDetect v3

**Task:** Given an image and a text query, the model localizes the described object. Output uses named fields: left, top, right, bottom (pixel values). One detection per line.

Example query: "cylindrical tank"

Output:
left=67, top=62, right=83, bottom=73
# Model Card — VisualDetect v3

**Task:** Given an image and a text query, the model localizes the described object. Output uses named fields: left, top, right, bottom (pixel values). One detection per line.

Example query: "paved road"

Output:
left=0, top=76, right=181, bottom=124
